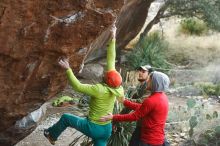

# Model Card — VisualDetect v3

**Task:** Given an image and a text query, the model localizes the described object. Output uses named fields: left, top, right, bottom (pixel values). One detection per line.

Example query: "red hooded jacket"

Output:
left=113, top=92, right=168, bottom=145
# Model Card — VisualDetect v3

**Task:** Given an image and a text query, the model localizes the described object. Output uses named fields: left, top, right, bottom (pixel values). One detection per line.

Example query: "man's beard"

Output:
left=138, top=78, right=146, bottom=82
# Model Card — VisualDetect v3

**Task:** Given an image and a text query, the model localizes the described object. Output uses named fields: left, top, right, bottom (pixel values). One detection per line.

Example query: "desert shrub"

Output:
left=179, top=18, right=207, bottom=35
left=197, top=82, right=220, bottom=96
left=107, top=100, right=135, bottom=146
left=196, top=126, right=220, bottom=146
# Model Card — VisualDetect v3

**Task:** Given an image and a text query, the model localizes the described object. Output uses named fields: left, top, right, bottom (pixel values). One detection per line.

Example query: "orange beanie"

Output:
left=105, top=70, right=122, bottom=88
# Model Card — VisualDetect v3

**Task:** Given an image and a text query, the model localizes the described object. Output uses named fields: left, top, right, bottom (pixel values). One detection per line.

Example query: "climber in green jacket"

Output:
left=44, top=22, right=124, bottom=146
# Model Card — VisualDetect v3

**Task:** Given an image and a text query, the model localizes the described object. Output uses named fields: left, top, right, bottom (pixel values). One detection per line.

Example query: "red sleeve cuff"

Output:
left=123, top=99, right=131, bottom=106
left=113, top=114, right=122, bottom=121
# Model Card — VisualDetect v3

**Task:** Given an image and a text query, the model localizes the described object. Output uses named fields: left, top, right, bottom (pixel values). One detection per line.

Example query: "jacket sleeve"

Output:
left=113, top=99, right=152, bottom=122
left=106, top=39, right=116, bottom=71
left=123, top=99, right=141, bottom=110
left=66, top=68, right=101, bottom=97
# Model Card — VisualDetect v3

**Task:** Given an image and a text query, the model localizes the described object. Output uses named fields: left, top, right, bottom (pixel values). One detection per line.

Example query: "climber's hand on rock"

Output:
left=58, top=58, right=70, bottom=70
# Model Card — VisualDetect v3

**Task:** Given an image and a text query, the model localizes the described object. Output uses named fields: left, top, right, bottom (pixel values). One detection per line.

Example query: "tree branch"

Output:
left=140, top=3, right=168, bottom=39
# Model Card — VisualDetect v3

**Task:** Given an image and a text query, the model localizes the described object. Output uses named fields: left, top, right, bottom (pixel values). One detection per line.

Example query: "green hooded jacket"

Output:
left=66, top=39, right=124, bottom=125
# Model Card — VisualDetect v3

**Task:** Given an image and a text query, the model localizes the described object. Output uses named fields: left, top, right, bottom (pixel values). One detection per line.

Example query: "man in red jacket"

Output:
left=100, top=71, right=170, bottom=146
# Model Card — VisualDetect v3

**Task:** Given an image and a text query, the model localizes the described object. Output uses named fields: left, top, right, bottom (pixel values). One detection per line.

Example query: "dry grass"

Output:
left=127, top=17, right=220, bottom=67
left=154, top=18, right=220, bottom=67
left=143, top=17, right=220, bottom=84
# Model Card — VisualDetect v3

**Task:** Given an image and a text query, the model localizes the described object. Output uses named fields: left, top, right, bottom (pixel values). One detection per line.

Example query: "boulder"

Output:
left=0, top=0, right=154, bottom=145
left=78, top=63, right=104, bottom=81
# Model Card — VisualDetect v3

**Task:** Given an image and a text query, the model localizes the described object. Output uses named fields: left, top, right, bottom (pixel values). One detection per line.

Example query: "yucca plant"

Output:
left=107, top=86, right=138, bottom=146
left=69, top=130, right=92, bottom=146
left=107, top=102, right=136, bottom=146
left=126, top=31, right=170, bottom=71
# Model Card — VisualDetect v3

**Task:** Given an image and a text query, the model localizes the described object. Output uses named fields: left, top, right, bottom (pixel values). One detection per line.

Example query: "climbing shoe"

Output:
left=44, top=129, right=55, bottom=145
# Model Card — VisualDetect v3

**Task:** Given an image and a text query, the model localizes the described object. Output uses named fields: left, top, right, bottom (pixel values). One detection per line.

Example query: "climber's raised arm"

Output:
left=58, top=58, right=100, bottom=97
left=104, top=21, right=123, bottom=88
left=106, top=22, right=116, bottom=71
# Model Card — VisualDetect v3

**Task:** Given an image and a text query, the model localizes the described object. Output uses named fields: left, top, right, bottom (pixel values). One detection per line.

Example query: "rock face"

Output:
left=0, top=0, right=154, bottom=145
left=78, top=63, right=104, bottom=81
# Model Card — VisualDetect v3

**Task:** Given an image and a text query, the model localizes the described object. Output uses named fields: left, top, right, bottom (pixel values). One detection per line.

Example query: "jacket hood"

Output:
left=151, top=71, right=170, bottom=93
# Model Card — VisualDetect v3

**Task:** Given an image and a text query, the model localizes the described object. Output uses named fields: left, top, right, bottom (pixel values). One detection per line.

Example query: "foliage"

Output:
left=197, top=82, right=220, bottom=96
left=137, top=0, right=220, bottom=46
left=187, top=98, right=196, bottom=109
left=126, top=31, right=170, bottom=70
left=186, top=99, right=199, bottom=139
left=69, top=133, right=92, bottom=146
left=189, top=116, right=198, bottom=130
left=185, top=98, right=219, bottom=145
left=179, top=18, right=207, bottom=35
left=107, top=102, right=135, bottom=146
left=165, top=0, right=220, bottom=31
left=168, top=97, right=220, bottom=145
left=107, top=122, right=134, bottom=146
left=196, top=127, right=220, bottom=145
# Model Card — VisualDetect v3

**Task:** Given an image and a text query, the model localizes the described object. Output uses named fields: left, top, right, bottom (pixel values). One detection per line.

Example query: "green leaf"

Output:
left=203, top=129, right=215, bottom=141
left=189, top=116, right=198, bottom=128
left=197, top=137, right=209, bottom=145
left=206, top=114, right=212, bottom=120
left=189, top=128, right=194, bottom=138
left=217, top=141, right=220, bottom=146
left=213, top=111, right=218, bottom=118
left=215, top=126, right=220, bottom=136
left=187, top=98, right=196, bottom=109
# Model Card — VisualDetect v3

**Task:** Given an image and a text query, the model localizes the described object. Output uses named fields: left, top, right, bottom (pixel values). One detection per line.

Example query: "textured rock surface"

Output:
left=0, top=0, right=154, bottom=145
left=86, top=0, right=154, bottom=62
left=78, top=63, right=104, bottom=81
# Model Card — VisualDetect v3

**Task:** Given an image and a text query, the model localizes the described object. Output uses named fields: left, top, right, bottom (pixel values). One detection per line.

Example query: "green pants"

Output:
left=47, top=113, right=112, bottom=146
